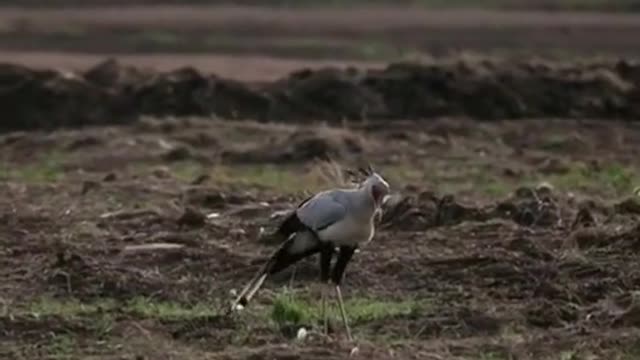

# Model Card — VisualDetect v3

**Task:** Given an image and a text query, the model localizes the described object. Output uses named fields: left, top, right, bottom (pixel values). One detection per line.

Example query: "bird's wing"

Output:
left=296, top=191, right=347, bottom=231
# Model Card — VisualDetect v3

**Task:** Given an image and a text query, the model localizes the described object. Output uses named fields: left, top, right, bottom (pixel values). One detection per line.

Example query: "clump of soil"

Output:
left=222, top=128, right=366, bottom=163
left=2, top=58, right=640, bottom=133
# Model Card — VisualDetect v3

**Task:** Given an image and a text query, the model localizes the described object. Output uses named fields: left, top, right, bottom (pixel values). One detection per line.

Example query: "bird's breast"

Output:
left=317, top=216, right=374, bottom=247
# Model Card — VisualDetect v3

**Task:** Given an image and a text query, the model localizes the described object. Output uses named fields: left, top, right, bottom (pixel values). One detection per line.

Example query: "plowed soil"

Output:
left=3, top=58, right=640, bottom=133
left=2, top=115, right=640, bottom=359
left=3, top=5, right=640, bottom=359
left=2, top=6, right=640, bottom=63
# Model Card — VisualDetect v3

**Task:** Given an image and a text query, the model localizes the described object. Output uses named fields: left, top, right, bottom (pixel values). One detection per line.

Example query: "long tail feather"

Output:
left=229, top=231, right=321, bottom=312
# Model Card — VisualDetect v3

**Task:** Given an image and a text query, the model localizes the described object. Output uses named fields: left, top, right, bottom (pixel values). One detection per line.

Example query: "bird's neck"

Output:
left=352, top=187, right=377, bottom=221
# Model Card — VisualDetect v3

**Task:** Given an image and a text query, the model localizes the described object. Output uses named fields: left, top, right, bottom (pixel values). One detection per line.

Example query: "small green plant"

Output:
left=0, top=151, right=66, bottom=183
left=270, top=292, right=314, bottom=328
left=207, top=164, right=329, bottom=193
left=270, top=291, right=426, bottom=330
left=21, top=296, right=216, bottom=321
left=559, top=350, right=579, bottom=360
left=478, top=351, right=509, bottom=360
left=125, top=296, right=217, bottom=320
left=622, top=339, right=640, bottom=360
left=543, top=162, right=638, bottom=196
left=27, top=297, right=114, bottom=318
left=344, top=297, right=421, bottom=324
left=45, top=334, right=76, bottom=360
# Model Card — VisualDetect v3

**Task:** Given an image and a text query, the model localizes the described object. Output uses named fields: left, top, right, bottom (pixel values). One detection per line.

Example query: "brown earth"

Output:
left=0, top=51, right=382, bottom=82
left=2, top=58, right=640, bottom=133
left=2, top=0, right=638, bottom=12
left=2, top=6, right=640, bottom=59
left=2, top=116, right=640, bottom=359
left=3, top=5, right=640, bottom=359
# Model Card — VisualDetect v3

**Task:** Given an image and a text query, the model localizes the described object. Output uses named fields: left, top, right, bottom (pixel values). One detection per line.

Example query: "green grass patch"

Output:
left=27, top=297, right=116, bottom=318
left=204, top=163, right=333, bottom=194
left=539, top=162, right=639, bottom=196
left=477, top=351, right=510, bottom=360
left=213, top=165, right=313, bottom=192
left=270, top=291, right=426, bottom=329
left=622, top=339, right=640, bottom=360
left=125, top=296, right=217, bottom=320
left=44, top=334, right=77, bottom=360
left=384, top=162, right=512, bottom=198
left=168, top=160, right=207, bottom=183
left=0, top=151, right=67, bottom=183
left=171, top=158, right=640, bottom=199
left=17, top=296, right=218, bottom=321
left=271, top=292, right=316, bottom=328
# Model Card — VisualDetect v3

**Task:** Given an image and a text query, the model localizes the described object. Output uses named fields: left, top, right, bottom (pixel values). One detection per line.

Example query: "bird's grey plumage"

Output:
left=296, top=190, right=348, bottom=231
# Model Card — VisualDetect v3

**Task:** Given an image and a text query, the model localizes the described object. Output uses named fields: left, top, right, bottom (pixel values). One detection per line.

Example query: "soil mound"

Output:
left=222, top=128, right=366, bottom=163
left=2, top=58, right=640, bottom=132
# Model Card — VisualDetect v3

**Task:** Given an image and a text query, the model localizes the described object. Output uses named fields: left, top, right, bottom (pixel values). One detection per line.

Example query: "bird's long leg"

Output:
left=321, top=283, right=328, bottom=334
left=288, top=265, right=297, bottom=289
left=335, top=284, right=353, bottom=342
left=243, top=273, right=267, bottom=304
left=319, top=244, right=334, bottom=336
left=331, top=246, right=357, bottom=342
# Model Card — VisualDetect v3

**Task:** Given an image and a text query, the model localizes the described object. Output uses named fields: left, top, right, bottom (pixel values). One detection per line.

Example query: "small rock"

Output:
left=614, top=197, right=640, bottom=215
left=571, top=207, right=596, bottom=230
left=536, top=182, right=554, bottom=196
left=514, top=186, right=536, bottom=199
left=206, top=212, right=220, bottom=219
left=103, top=173, right=117, bottom=182
left=296, top=327, right=308, bottom=341
left=502, top=167, right=519, bottom=177
left=270, top=209, right=293, bottom=220
left=177, top=207, right=206, bottom=227
left=152, top=166, right=172, bottom=179
left=162, top=146, right=193, bottom=162
left=156, top=138, right=174, bottom=150
left=538, top=158, right=568, bottom=175
left=66, top=136, right=102, bottom=151
left=230, top=228, right=246, bottom=237
left=191, top=174, right=210, bottom=185
left=201, top=192, right=227, bottom=207
left=81, top=180, right=100, bottom=195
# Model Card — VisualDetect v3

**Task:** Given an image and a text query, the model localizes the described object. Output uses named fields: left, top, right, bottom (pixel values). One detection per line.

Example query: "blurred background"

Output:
left=2, top=0, right=640, bottom=80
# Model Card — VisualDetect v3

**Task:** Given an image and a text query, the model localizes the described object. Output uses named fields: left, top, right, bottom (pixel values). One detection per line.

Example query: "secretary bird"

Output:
left=229, top=164, right=390, bottom=341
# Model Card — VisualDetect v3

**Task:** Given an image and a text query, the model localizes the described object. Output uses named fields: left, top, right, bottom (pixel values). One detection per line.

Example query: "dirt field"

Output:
left=3, top=0, right=639, bottom=12
left=2, top=116, right=640, bottom=359
left=3, top=58, right=640, bottom=133
left=2, top=6, right=640, bottom=65
left=2, top=4, right=640, bottom=360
